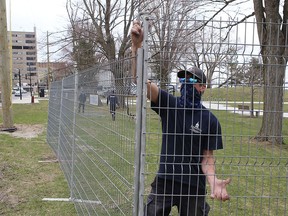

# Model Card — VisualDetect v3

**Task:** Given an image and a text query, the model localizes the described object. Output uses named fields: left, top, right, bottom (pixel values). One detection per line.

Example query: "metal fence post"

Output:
left=133, top=15, right=149, bottom=216
left=133, top=47, right=144, bottom=216
left=70, top=72, right=79, bottom=200
left=57, top=79, right=64, bottom=160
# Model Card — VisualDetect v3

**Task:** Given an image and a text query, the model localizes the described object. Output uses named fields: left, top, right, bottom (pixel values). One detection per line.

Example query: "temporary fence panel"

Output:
left=46, top=16, right=288, bottom=216
left=48, top=59, right=137, bottom=215
left=138, top=15, right=288, bottom=216
left=57, top=74, right=78, bottom=197
left=47, top=80, right=62, bottom=154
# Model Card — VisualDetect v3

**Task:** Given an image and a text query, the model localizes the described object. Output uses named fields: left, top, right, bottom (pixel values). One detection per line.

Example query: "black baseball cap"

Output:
left=177, top=66, right=206, bottom=84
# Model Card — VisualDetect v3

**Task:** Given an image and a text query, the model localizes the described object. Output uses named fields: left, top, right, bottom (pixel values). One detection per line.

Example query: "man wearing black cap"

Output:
left=131, top=20, right=231, bottom=216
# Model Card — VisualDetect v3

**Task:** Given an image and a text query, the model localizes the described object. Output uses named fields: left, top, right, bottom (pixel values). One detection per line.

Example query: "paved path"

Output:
left=2, top=96, right=288, bottom=118
left=202, top=101, right=288, bottom=118
left=12, top=95, right=39, bottom=104
left=0, top=94, right=45, bottom=106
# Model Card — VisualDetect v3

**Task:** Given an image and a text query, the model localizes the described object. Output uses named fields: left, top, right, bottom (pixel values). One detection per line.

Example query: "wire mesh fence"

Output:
left=48, top=59, right=137, bottom=215
left=47, top=16, right=288, bottom=216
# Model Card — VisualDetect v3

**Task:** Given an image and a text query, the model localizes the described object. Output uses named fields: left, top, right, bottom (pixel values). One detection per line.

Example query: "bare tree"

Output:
left=195, top=0, right=287, bottom=144
left=217, top=54, right=244, bottom=88
left=65, top=0, right=139, bottom=107
left=186, top=25, right=243, bottom=89
left=244, top=57, right=263, bottom=87
left=139, top=1, right=246, bottom=89
left=66, top=0, right=138, bottom=61
left=252, top=0, right=288, bottom=144
left=0, top=0, right=14, bottom=130
left=245, top=57, right=263, bottom=117
left=139, top=0, right=203, bottom=87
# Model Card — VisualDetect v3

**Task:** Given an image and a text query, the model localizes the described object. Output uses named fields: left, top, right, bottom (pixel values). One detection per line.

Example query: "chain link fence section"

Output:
left=46, top=17, right=288, bottom=215
left=47, top=58, right=137, bottom=215
left=47, top=80, right=62, bottom=154
left=137, top=16, right=288, bottom=216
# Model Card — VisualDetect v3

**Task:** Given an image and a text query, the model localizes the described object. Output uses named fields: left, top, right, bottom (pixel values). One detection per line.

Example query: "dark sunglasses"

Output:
left=179, top=78, right=198, bottom=83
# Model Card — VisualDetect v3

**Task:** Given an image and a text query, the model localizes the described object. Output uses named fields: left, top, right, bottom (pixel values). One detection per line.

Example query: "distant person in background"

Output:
left=107, top=90, right=119, bottom=121
left=78, top=91, right=87, bottom=113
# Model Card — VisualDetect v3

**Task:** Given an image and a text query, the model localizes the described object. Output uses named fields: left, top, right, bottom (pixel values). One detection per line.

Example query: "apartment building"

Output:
left=9, top=28, right=38, bottom=87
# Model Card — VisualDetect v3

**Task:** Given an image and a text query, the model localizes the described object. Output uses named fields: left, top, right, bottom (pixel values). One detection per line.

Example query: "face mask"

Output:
left=179, top=83, right=201, bottom=108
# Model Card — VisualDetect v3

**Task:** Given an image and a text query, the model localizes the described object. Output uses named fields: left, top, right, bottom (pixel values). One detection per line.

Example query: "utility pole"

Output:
left=0, top=0, right=14, bottom=130
left=46, top=31, right=51, bottom=91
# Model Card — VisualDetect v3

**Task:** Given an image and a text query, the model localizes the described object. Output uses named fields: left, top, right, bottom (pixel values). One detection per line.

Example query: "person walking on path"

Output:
left=78, top=91, right=87, bottom=113
left=107, top=90, right=119, bottom=121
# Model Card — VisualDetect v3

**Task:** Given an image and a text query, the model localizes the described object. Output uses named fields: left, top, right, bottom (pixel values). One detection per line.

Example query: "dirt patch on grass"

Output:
left=0, top=188, right=20, bottom=208
left=0, top=124, right=44, bottom=139
left=0, top=164, right=22, bottom=209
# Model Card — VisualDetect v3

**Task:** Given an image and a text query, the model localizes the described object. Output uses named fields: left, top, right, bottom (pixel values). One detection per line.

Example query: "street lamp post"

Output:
left=28, top=64, right=34, bottom=103
left=28, top=64, right=32, bottom=97
left=18, top=68, right=22, bottom=100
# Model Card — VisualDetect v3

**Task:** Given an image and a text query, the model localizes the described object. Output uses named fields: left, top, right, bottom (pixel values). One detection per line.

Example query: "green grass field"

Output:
left=0, top=101, right=77, bottom=216
left=203, top=86, right=288, bottom=101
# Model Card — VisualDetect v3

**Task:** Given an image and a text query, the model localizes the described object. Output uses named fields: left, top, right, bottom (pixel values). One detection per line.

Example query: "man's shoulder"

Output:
left=200, top=105, right=219, bottom=122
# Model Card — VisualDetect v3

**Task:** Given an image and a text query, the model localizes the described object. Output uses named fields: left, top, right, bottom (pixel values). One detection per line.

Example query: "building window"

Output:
left=12, top=46, right=22, bottom=49
left=27, top=67, right=36, bottom=71
left=26, top=52, right=36, bottom=55
left=26, top=57, right=36, bottom=60
left=27, top=62, right=36, bottom=66
left=12, top=34, right=18, bottom=37
left=23, top=46, right=35, bottom=50
left=25, top=34, right=35, bottom=38
left=13, top=57, right=23, bottom=60
left=25, top=40, right=35, bottom=44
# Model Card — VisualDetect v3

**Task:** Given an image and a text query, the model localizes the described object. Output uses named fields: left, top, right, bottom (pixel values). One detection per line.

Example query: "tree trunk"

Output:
left=111, top=62, right=126, bottom=109
left=0, top=0, right=14, bottom=129
left=250, top=85, right=254, bottom=118
left=252, top=0, right=288, bottom=144
left=256, top=58, right=285, bottom=144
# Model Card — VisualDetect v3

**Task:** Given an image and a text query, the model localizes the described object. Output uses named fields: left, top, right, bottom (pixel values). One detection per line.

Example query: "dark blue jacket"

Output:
left=151, top=89, right=223, bottom=190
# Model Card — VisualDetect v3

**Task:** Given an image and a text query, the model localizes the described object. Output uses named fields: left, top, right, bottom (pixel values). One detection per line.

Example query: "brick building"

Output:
left=9, top=28, right=38, bottom=87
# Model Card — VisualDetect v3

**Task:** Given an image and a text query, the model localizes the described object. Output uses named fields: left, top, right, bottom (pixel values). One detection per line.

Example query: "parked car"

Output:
left=14, top=89, right=27, bottom=96
left=13, top=87, right=27, bottom=95
left=14, top=90, right=21, bottom=96
left=12, top=87, right=18, bottom=94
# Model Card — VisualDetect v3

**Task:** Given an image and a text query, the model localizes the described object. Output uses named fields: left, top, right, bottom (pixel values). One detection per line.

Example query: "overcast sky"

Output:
left=6, top=0, right=68, bottom=61
left=7, top=0, right=68, bottom=32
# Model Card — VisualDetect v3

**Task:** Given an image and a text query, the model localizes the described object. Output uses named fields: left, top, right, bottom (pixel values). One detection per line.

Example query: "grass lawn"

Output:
left=0, top=101, right=77, bottom=216
left=202, top=86, right=288, bottom=102
left=202, top=86, right=288, bottom=112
